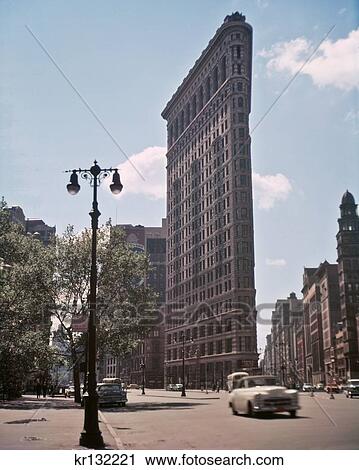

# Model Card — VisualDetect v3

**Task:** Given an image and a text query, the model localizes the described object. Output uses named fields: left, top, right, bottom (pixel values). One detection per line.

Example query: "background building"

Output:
left=162, top=12, right=257, bottom=389
left=102, top=220, right=167, bottom=388
left=5, top=205, right=56, bottom=245
left=337, top=190, right=359, bottom=379
left=264, top=191, right=358, bottom=387
left=265, top=293, right=303, bottom=387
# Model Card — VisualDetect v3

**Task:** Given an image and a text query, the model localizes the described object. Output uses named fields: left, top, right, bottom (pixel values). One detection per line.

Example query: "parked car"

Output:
left=302, top=383, right=313, bottom=392
left=230, top=375, right=300, bottom=418
left=316, top=383, right=325, bottom=391
left=127, top=384, right=140, bottom=390
left=166, top=383, right=184, bottom=391
left=64, top=385, right=75, bottom=398
left=325, top=383, right=340, bottom=394
left=345, top=379, right=359, bottom=398
left=96, top=383, right=127, bottom=407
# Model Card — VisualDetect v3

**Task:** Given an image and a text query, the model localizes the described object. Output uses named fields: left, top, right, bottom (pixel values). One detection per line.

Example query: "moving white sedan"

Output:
left=229, top=375, right=300, bottom=418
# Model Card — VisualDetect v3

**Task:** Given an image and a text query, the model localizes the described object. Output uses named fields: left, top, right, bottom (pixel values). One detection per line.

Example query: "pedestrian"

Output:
left=216, top=382, right=220, bottom=393
left=36, top=380, right=41, bottom=399
left=42, top=382, right=47, bottom=398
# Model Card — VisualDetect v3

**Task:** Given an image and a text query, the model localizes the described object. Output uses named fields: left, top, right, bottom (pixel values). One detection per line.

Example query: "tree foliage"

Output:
left=0, top=200, right=57, bottom=399
left=0, top=198, right=157, bottom=400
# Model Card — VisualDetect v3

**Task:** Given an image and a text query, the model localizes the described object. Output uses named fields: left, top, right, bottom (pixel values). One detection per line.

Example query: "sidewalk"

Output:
left=0, top=395, right=116, bottom=450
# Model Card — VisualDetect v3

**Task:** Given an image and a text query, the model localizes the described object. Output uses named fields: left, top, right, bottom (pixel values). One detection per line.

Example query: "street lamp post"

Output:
left=140, top=362, right=146, bottom=395
left=181, top=333, right=186, bottom=397
left=330, top=356, right=335, bottom=400
left=66, top=160, right=123, bottom=449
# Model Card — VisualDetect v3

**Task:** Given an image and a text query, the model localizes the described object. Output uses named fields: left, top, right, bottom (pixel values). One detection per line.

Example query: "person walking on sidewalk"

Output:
left=36, top=380, right=41, bottom=399
left=42, top=381, right=48, bottom=398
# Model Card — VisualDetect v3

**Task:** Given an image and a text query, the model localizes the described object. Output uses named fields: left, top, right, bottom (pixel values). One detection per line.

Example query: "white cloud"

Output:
left=109, top=147, right=292, bottom=211
left=256, top=0, right=269, bottom=8
left=265, top=258, right=287, bottom=267
left=338, top=7, right=347, bottom=15
left=253, top=172, right=292, bottom=209
left=109, top=146, right=167, bottom=200
left=258, top=28, right=359, bottom=91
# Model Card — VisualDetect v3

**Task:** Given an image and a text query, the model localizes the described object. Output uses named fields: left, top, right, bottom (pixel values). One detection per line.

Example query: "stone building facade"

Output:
left=162, top=12, right=258, bottom=389
left=264, top=293, right=303, bottom=387
left=337, top=190, right=359, bottom=379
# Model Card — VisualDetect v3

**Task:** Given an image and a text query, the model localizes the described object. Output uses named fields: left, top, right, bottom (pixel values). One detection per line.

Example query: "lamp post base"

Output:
left=79, top=430, right=105, bottom=449
left=79, top=395, right=105, bottom=449
left=181, top=389, right=186, bottom=397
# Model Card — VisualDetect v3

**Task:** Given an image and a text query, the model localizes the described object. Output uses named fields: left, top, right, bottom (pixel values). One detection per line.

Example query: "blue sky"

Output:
left=1, top=0, right=358, bottom=348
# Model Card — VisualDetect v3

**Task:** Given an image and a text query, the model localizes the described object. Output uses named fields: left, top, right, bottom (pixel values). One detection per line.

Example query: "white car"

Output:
left=230, top=375, right=300, bottom=418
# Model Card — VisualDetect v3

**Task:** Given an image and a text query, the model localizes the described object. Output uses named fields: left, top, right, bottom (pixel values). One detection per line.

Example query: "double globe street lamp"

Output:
left=66, top=160, right=123, bottom=449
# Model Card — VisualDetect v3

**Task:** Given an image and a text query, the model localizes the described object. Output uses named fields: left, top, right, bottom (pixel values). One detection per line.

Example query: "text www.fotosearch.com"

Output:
left=145, top=453, right=284, bottom=466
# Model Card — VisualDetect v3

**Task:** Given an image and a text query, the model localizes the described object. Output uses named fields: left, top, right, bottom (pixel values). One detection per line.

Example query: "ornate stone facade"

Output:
left=337, top=190, right=359, bottom=379
left=162, top=13, right=257, bottom=389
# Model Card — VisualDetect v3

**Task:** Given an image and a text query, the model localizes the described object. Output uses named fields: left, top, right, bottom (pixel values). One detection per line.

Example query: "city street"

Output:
left=1, top=390, right=359, bottom=450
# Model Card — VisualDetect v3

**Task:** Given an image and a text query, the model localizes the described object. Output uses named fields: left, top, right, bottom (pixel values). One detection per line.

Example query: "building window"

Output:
left=221, top=55, right=227, bottom=82
left=245, top=336, right=252, bottom=351
left=216, top=340, right=223, bottom=354
left=225, top=338, right=232, bottom=353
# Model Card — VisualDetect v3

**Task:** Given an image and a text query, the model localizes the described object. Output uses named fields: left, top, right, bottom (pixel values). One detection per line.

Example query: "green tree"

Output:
left=0, top=201, right=57, bottom=399
left=50, top=224, right=157, bottom=402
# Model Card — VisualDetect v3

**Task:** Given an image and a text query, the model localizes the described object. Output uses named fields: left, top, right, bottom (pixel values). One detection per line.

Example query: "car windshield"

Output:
left=349, top=380, right=359, bottom=386
left=247, top=377, right=279, bottom=387
left=98, top=385, right=122, bottom=394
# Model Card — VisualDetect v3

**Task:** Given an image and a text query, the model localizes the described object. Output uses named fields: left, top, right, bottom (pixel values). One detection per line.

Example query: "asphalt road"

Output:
left=1, top=390, right=358, bottom=449
left=102, top=389, right=359, bottom=450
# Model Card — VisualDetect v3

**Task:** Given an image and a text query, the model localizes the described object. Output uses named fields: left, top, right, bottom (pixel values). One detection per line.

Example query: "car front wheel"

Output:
left=289, top=410, right=297, bottom=418
left=247, top=401, right=253, bottom=417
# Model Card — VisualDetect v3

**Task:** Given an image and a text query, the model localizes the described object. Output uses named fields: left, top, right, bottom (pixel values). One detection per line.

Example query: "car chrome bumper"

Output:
left=253, top=404, right=300, bottom=412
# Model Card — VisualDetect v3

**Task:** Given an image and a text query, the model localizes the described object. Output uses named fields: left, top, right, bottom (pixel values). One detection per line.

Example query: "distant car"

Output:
left=345, top=379, right=359, bottom=398
left=325, top=383, right=340, bottom=394
left=316, top=383, right=325, bottom=391
left=127, top=384, right=140, bottom=389
left=64, top=386, right=75, bottom=398
left=96, top=383, right=127, bottom=407
left=230, top=375, right=300, bottom=418
left=302, top=383, right=313, bottom=392
left=167, top=383, right=183, bottom=391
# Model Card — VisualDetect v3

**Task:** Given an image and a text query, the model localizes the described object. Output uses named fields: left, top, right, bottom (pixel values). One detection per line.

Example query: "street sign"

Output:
left=71, top=314, right=88, bottom=332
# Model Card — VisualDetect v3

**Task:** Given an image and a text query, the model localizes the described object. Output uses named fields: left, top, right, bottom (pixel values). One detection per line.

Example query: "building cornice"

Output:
left=161, top=14, right=252, bottom=121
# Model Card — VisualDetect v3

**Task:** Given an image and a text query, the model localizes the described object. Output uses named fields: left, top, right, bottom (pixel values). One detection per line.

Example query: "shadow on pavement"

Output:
left=145, top=394, right=220, bottom=400
left=101, top=401, right=207, bottom=413
left=239, top=413, right=310, bottom=420
left=0, top=396, right=80, bottom=411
